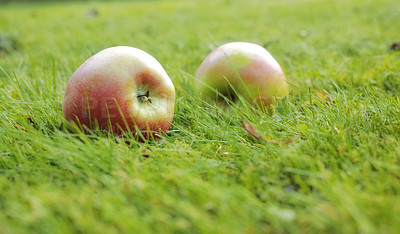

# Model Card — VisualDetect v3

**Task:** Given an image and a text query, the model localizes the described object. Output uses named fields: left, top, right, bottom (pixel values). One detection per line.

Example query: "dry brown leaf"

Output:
left=302, top=91, right=332, bottom=106
left=242, top=120, right=299, bottom=144
left=242, top=120, right=265, bottom=141
left=118, top=158, right=126, bottom=164
left=313, top=90, right=329, bottom=102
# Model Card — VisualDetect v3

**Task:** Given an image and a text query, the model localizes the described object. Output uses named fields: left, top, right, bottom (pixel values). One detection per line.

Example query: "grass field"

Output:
left=1, top=0, right=400, bottom=233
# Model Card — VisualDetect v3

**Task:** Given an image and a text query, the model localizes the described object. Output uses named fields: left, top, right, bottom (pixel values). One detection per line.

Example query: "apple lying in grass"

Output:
left=195, top=42, right=289, bottom=109
left=62, top=46, right=175, bottom=139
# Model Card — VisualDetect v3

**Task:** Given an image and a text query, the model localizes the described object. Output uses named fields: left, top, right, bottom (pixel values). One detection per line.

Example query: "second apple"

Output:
left=195, top=42, right=289, bottom=109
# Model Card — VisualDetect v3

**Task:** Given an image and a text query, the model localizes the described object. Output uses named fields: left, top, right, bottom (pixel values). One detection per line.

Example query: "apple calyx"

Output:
left=137, top=90, right=152, bottom=103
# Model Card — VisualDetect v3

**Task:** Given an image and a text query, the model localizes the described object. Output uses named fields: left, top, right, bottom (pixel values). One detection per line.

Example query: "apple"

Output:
left=62, top=46, right=175, bottom=139
left=195, top=42, right=289, bottom=109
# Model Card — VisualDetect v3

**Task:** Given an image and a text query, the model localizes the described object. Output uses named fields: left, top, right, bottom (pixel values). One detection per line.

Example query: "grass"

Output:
left=0, top=0, right=400, bottom=233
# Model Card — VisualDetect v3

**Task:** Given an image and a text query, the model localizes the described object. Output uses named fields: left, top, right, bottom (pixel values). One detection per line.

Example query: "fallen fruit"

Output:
left=62, top=46, right=175, bottom=139
left=195, top=42, right=289, bottom=109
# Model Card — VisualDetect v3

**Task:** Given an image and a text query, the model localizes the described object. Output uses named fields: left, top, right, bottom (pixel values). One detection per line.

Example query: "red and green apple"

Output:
left=62, top=46, right=175, bottom=139
left=195, top=42, right=289, bottom=109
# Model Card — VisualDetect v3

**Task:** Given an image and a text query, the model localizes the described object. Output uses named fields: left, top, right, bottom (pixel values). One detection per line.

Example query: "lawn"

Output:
left=0, top=0, right=400, bottom=233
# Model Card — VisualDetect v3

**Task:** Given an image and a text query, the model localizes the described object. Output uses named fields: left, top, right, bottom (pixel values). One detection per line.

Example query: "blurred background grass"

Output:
left=0, top=0, right=400, bottom=233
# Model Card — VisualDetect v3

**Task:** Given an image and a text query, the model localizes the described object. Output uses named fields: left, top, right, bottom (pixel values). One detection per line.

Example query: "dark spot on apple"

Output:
left=390, top=42, right=400, bottom=51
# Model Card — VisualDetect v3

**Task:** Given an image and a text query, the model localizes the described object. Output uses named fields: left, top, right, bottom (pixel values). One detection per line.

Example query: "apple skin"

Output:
left=195, top=42, right=289, bottom=108
left=62, top=46, right=175, bottom=138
